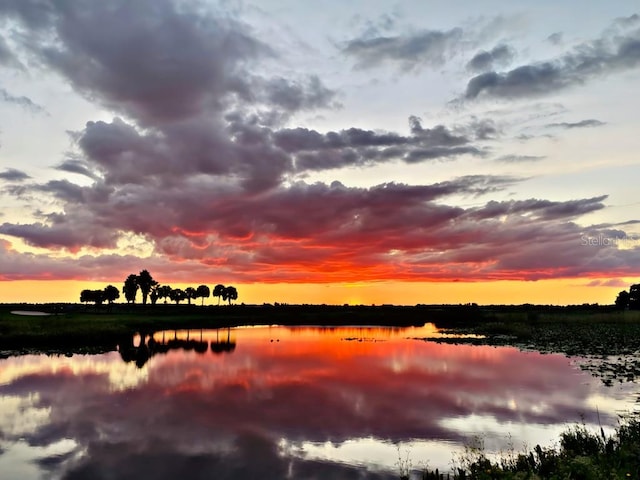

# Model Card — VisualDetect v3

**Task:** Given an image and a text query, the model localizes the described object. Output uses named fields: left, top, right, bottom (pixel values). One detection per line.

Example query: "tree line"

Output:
left=615, top=283, right=640, bottom=310
left=80, top=269, right=238, bottom=306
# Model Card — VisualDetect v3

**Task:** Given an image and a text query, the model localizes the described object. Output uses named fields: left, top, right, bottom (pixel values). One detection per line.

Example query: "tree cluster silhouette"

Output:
left=79, top=270, right=239, bottom=306
left=615, top=283, right=640, bottom=310
left=80, top=284, right=120, bottom=305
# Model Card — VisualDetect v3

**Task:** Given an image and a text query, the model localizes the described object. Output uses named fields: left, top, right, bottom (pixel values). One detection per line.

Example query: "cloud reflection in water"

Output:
left=0, top=325, right=637, bottom=479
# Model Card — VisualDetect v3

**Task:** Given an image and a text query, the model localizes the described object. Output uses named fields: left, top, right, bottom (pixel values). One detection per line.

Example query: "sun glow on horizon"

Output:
left=0, top=278, right=632, bottom=306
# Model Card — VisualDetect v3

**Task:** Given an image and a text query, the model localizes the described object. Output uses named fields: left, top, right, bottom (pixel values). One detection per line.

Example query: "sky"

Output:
left=0, top=0, right=639, bottom=305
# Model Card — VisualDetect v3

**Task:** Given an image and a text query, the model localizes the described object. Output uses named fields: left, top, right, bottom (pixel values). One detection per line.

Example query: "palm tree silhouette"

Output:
left=185, top=287, right=197, bottom=305
left=137, top=270, right=156, bottom=305
left=213, top=284, right=225, bottom=305
left=223, top=285, right=238, bottom=305
left=122, top=274, right=139, bottom=303
left=196, top=285, right=210, bottom=305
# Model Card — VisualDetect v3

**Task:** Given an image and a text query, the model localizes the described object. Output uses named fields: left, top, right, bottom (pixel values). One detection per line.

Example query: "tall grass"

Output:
left=410, top=417, right=640, bottom=480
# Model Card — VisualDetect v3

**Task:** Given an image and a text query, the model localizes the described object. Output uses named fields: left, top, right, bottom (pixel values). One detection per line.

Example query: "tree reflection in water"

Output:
left=118, top=328, right=236, bottom=367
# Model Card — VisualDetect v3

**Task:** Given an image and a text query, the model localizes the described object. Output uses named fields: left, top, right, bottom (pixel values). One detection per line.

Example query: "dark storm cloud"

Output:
left=0, top=87, right=46, bottom=113
left=546, top=119, right=605, bottom=129
left=342, top=27, right=464, bottom=70
left=464, top=16, right=640, bottom=100
left=0, top=167, right=30, bottom=181
left=466, top=44, right=515, bottom=72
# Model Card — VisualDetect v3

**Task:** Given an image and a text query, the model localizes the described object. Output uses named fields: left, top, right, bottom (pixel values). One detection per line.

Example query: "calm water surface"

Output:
left=1, top=324, right=638, bottom=479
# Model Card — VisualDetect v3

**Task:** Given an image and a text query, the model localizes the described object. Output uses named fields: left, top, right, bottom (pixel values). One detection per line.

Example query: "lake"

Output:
left=0, top=324, right=638, bottom=479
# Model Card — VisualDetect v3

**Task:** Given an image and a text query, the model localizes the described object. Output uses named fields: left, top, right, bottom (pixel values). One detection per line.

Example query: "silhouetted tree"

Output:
left=157, top=285, right=172, bottom=304
left=103, top=285, right=120, bottom=304
left=615, top=290, right=630, bottom=310
left=630, top=284, right=640, bottom=310
left=213, top=284, right=225, bottom=305
left=223, top=285, right=238, bottom=305
left=150, top=285, right=159, bottom=305
left=196, top=284, right=210, bottom=305
left=80, top=289, right=105, bottom=305
left=137, top=270, right=156, bottom=305
left=169, top=288, right=187, bottom=304
left=185, top=287, right=197, bottom=305
left=123, top=274, right=139, bottom=303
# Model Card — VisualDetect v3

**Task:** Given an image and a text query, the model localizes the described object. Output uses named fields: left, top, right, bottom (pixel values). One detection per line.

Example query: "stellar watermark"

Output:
left=581, top=234, right=640, bottom=248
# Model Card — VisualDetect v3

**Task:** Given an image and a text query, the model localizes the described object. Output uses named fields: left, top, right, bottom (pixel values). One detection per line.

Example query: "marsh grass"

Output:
left=410, top=417, right=640, bottom=479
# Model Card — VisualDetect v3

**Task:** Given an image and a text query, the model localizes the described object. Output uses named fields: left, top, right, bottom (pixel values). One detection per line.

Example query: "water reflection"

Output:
left=119, top=329, right=237, bottom=368
left=0, top=325, right=638, bottom=479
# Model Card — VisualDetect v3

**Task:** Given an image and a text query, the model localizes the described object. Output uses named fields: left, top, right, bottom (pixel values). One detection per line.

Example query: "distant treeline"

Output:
left=80, top=270, right=238, bottom=306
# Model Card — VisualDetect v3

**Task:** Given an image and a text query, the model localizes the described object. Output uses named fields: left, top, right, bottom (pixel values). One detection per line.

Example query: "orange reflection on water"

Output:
left=2, top=325, right=639, bottom=479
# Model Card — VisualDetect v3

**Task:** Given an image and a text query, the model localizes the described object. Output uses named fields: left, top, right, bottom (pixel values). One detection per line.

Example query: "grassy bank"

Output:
left=0, top=303, right=431, bottom=354
left=2, top=303, right=639, bottom=366
left=414, top=417, right=640, bottom=480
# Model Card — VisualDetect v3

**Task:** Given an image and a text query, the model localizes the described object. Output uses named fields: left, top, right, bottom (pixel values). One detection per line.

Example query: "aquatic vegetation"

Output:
left=414, top=417, right=640, bottom=479
left=432, top=310, right=640, bottom=386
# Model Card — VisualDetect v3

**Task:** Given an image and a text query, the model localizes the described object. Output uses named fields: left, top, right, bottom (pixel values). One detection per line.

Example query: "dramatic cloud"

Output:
left=466, top=44, right=515, bottom=72
left=0, top=1, right=638, bottom=292
left=0, top=168, right=30, bottom=181
left=464, top=16, right=640, bottom=100
left=2, top=177, right=639, bottom=283
left=273, top=117, right=483, bottom=171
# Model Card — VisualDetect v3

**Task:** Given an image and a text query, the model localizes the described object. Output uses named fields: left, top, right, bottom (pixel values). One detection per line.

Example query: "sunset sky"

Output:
left=0, top=0, right=639, bottom=305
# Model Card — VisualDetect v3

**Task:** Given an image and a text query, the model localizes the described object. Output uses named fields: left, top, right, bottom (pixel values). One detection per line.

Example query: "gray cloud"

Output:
left=55, top=159, right=101, bottom=180
left=342, top=27, right=463, bottom=70
left=546, top=119, right=605, bottom=129
left=0, top=34, right=23, bottom=68
left=0, top=2, right=638, bottom=285
left=259, top=75, right=337, bottom=112
left=496, top=154, right=546, bottom=163
left=272, top=117, right=482, bottom=171
left=547, top=32, right=563, bottom=46
left=0, top=221, right=119, bottom=251
left=464, top=17, right=640, bottom=100
left=0, top=168, right=30, bottom=181
left=0, top=87, right=46, bottom=113
left=466, top=44, right=515, bottom=72
left=0, top=0, right=55, bottom=29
